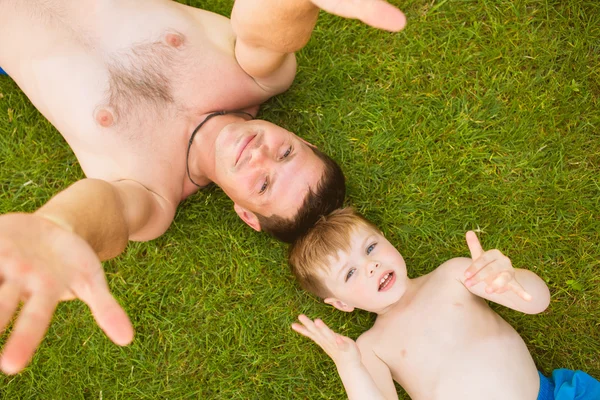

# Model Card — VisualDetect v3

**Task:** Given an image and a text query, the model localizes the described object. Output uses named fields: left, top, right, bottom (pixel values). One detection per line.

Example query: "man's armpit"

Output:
left=113, top=179, right=177, bottom=242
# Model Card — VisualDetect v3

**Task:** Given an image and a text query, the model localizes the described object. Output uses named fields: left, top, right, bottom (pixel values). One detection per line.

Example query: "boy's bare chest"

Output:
left=369, top=290, right=537, bottom=399
left=374, top=293, right=492, bottom=366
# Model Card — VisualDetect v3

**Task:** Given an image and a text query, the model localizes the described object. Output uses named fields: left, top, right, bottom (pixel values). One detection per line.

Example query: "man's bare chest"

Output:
left=1, top=0, right=266, bottom=152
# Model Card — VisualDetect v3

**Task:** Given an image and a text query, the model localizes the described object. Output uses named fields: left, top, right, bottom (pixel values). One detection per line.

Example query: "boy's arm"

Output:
left=292, top=315, right=398, bottom=400
left=449, top=232, right=550, bottom=314
left=230, top=0, right=406, bottom=94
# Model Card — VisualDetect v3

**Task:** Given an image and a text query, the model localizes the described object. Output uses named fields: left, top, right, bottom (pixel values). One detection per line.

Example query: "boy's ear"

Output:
left=324, top=297, right=354, bottom=313
left=234, top=204, right=261, bottom=232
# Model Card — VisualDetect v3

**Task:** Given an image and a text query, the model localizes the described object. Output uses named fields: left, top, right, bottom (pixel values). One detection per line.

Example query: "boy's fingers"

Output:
left=315, top=319, right=337, bottom=342
left=298, top=315, right=320, bottom=335
left=464, top=252, right=495, bottom=280
left=291, top=323, right=315, bottom=340
left=298, top=314, right=312, bottom=324
left=464, top=256, right=495, bottom=285
left=465, top=231, right=484, bottom=262
left=292, top=316, right=317, bottom=339
left=334, top=334, right=350, bottom=350
left=298, top=314, right=315, bottom=327
left=508, top=281, right=533, bottom=302
left=314, top=318, right=334, bottom=332
left=488, top=271, right=512, bottom=292
left=464, top=273, right=482, bottom=288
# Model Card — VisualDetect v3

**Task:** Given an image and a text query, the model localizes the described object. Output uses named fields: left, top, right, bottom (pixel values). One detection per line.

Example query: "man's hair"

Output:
left=257, top=145, right=346, bottom=243
left=288, top=207, right=380, bottom=298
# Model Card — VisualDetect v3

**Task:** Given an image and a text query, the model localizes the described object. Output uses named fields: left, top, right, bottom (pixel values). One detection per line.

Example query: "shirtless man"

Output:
left=0, top=0, right=406, bottom=374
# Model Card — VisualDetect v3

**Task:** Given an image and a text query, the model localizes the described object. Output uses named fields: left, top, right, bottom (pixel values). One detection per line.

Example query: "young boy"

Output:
left=288, top=208, right=600, bottom=400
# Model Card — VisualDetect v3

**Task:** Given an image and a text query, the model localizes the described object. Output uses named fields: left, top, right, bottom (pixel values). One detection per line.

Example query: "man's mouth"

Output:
left=236, top=134, right=256, bottom=166
left=378, top=271, right=395, bottom=292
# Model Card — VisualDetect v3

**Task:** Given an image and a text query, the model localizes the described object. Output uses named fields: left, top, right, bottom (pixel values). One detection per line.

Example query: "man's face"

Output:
left=321, top=225, right=408, bottom=314
left=213, top=119, right=325, bottom=223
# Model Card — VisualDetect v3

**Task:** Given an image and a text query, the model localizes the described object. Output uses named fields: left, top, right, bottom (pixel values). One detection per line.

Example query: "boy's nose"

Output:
left=368, top=262, right=380, bottom=276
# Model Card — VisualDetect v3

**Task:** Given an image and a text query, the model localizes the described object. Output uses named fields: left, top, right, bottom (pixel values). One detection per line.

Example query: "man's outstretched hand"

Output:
left=232, top=0, right=406, bottom=57
left=0, top=213, right=133, bottom=375
left=311, top=0, right=406, bottom=32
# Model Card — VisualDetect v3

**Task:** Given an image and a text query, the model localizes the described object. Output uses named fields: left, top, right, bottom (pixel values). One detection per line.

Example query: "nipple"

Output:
left=95, top=109, right=114, bottom=127
left=165, top=33, right=184, bottom=48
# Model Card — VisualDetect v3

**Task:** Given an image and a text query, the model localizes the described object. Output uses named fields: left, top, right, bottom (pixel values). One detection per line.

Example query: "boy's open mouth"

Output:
left=378, top=272, right=395, bottom=291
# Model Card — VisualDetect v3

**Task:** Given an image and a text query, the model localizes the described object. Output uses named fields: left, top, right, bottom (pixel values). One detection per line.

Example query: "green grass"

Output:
left=1, top=0, right=599, bottom=398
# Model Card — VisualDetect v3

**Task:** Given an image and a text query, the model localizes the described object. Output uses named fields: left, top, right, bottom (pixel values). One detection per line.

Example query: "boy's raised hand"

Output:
left=464, top=231, right=532, bottom=301
left=292, top=315, right=361, bottom=366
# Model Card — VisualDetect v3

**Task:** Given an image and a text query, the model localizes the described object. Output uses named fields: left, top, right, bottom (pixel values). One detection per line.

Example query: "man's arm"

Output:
left=292, top=315, right=398, bottom=400
left=36, top=178, right=176, bottom=260
left=230, top=0, right=406, bottom=93
left=0, top=178, right=175, bottom=374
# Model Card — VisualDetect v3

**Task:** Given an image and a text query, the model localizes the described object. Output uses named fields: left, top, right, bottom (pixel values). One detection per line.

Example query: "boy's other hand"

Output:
left=292, top=314, right=361, bottom=366
left=463, top=231, right=532, bottom=302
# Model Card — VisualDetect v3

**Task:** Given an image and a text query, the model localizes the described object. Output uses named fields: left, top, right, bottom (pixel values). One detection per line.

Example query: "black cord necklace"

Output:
left=186, top=110, right=254, bottom=187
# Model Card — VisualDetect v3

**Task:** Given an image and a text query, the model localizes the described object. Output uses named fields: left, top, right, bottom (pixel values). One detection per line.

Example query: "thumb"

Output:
left=80, top=283, right=134, bottom=346
left=335, top=335, right=351, bottom=350
left=466, top=231, right=484, bottom=260
left=311, top=0, right=407, bottom=32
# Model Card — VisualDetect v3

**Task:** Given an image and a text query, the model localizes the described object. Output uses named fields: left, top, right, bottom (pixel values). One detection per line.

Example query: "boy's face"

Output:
left=320, top=225, right=408, bottom=314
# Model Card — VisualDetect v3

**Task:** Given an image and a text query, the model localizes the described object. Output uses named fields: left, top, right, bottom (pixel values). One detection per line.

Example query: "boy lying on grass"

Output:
left=288, top=208, right=600, bottom=400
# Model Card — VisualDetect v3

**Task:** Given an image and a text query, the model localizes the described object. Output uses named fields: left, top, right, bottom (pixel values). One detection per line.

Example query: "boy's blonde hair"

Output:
left=288, top=207, right=380, bottom=298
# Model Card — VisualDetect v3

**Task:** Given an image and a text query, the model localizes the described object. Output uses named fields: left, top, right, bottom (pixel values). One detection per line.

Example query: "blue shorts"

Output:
left=538, top=369, right=600, bottom=400
left=0, top=67, right=7, bottom=75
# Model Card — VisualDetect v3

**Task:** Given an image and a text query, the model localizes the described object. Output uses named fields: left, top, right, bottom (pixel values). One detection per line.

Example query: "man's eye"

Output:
left=282, top=146, right=292, bottom=159
left=345, top=268, right=355, bottom=282
left=259, top=179, right=268, bottom=194
left=366, top=243, right=377, bottom=255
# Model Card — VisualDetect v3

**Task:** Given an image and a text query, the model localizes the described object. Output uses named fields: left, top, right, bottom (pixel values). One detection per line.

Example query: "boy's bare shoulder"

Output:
left=429, top=257, right=472, bottom=282
left=419, top=257, right=474, bottom=298
left=356, top=326, right=379, bottom=350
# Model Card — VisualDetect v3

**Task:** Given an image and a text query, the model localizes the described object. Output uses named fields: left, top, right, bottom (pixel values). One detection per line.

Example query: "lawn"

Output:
left=0, top=0, right=598, bottom=398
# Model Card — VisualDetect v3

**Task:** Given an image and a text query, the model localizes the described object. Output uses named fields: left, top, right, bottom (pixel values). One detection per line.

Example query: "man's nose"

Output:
left=249, top=144, right=272, bottom=167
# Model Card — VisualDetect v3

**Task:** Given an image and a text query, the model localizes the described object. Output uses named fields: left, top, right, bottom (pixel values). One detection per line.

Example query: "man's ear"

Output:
left=234, top=204, right=262, bottom=231
left=299, top=137, right=316, bottom=148
left=324, top=297, right=354, bottom=313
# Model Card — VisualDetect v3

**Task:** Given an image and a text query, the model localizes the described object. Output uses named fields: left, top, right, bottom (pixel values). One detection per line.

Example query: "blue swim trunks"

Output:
left=538, top=369, right=600, bottom=400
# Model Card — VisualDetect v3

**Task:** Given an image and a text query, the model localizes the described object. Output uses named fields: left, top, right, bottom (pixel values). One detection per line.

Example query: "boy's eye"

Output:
left=345, top=268, right=356, bottom=282
left=259, top=179, right=268, bottom=194
left=366, top=243, right=377, bottom=255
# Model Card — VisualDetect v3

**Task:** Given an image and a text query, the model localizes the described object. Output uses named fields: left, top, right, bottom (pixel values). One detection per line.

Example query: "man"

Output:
left=0, top=0, right=406, bottom=375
